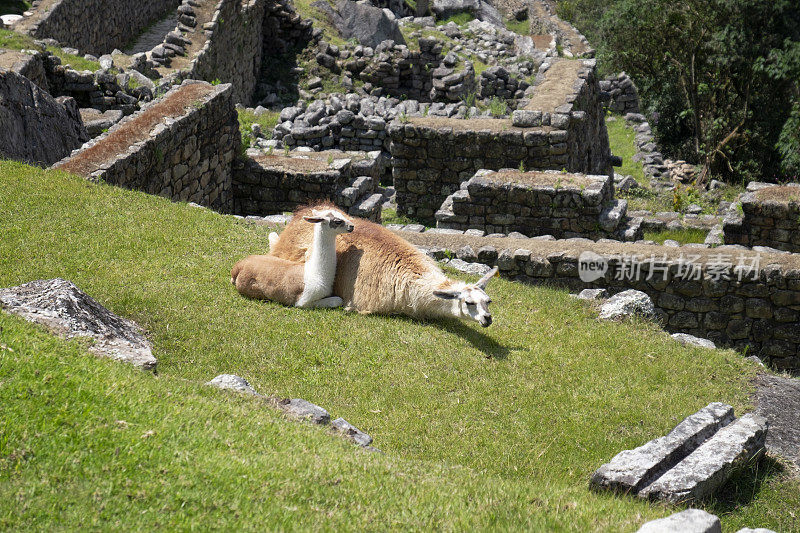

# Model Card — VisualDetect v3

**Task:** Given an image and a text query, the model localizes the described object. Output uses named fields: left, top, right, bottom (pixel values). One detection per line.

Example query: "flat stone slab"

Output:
left=672, top=333, right=716, bottom=350
left=637, top=509, right=721, bottom=533
left=591, top=402, right=734, bottom=494
left=639, top=413, right=768, bottom=503
left=280, top=398, right=331, bottom=425
left=332, top=417, right=373, bottom=447
left=0, top=278, right=156, bottom=371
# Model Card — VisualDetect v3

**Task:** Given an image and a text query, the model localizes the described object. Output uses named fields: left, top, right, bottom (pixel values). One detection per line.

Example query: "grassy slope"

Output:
left=1, top=160, right=798, bottom=531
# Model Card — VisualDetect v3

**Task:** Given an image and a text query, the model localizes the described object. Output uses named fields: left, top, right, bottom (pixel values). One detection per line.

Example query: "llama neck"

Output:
left=304, top=224, right=337, bottom=290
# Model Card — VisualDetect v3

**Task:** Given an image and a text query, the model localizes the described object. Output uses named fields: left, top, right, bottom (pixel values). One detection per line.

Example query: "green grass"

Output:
left=291, top=0, right=347, bottom=47
left=505, top=18, right=531, bottom=35
left=605, top=116, right=646, bottom=186
left=0, top=28, right=100, bottom=71
left=436, top=11, right=475, bottom=26
left=1, top=160, right=798, bottom=530
left=644, top=228, right=709, bottom=245
left=381, top=207, right=415, bottom=226
left=237, top=108, right=280, bottom=146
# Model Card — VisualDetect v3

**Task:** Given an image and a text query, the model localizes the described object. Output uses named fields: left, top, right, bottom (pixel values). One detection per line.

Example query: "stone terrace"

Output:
left=232, top=150, right=385, bottom=221
left=724, top=183, right=800, bottom=253
left=54, top=80, right=238, bottom=212
left=435, top=168, right=642, bottom=240
left=389, top=58, right=611, bottom=224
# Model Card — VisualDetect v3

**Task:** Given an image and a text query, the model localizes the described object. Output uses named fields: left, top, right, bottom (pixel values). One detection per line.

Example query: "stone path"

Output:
left=124, top=14, right=178, bottom=55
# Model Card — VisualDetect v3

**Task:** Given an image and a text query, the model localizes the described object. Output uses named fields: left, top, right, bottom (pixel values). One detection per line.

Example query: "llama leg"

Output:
left=307, top=296, right=344, bottom=308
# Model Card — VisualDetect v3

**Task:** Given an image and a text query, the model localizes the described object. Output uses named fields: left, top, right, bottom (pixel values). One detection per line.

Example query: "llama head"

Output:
left=433, top=267, right=498, bottom=327
left=303, top=209, right=354, bottom=235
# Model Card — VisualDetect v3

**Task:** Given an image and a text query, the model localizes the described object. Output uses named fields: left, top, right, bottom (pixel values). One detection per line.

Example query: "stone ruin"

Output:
left=2, top=0, right=798, bottom=369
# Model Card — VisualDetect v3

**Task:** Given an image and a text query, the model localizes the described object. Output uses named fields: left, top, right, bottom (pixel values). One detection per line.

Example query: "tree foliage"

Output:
left=563, top=0, right=800, bottom=183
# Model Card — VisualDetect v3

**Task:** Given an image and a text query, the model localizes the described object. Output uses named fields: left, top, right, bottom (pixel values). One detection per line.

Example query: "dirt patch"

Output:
left=755, top=373, right=800, bottom=468
left=486, top=170, right=597, bottom=189
left=13, top=0, right=59, bottom=32
left=252, top=155, right=333, bottom=173
left=395, top=230, right=800, bottom=270
left=532, top=34, right=552, bottom=50
left=0, top=49, right=29, bottom=70
left=57, top=82, right=214, bottom=176
left=755, top=185, right=800, bottom=204
left=525, top=58, right=582, bottom=113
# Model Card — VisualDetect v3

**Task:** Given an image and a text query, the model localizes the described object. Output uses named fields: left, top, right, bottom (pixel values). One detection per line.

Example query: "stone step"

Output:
left=615, top=215, right=643, bottom=242
left=599, top=199, right=628, bottom=232
left=349, top=192, right=383, bottom=222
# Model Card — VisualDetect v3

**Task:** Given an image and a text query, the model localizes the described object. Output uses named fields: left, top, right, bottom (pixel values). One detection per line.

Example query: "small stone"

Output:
left=637, top=509, right=721, bottom=533
left=206, top=374, right=258, bottom=395
left=577, top=288, right=607, bottom=300
left=598, top=290, right=655, bottom=321
left=280, top=399, right=330, bottom=424
left=331, top=417, right=373, bottom=446
left=671, top=333, right=716, bottom=349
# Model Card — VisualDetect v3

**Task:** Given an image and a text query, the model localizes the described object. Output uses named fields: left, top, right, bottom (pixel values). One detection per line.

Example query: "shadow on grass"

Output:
left=706, top=454, right=786, bottom=512
left=435, top=319, right=518, bottom=359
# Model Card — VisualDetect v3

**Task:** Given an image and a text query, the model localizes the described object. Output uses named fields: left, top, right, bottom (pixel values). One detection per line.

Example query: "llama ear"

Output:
left=303, top=216, right=325, bottom=223
left=433, top=289, right=461, bottom=300
left=475, top=267, right=499, bottom=289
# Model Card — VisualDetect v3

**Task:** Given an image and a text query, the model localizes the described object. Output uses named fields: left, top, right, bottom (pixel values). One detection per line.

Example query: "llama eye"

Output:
left=331, top=220, right=342, bottom=226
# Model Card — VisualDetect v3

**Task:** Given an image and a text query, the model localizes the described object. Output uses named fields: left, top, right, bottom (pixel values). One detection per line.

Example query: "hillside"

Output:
left=1, top=160, right=798, bottom=531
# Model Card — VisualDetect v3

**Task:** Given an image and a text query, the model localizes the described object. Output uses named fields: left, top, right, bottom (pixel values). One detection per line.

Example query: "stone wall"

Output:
left=600, top=73, right=640, bottom=115
left=435, top=169, right=641, bottom=241
left=723, top=185, right=800, bottom=253
left=232, top=150, right=385, bottom=220
left=28, top=0, right=180, bottom=56
left=54, top=81, right=238, bottom=212
left=389, top=60, right=611, bottom=224
left=399, top=230, right=800, bottom=370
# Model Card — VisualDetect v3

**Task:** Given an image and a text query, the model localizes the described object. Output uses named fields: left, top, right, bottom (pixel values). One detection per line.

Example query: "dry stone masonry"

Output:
left=435, top=168, right=642, bottom=240
left=54, top=80, right=239, bottom=212
left=723, top=183, right=800, bottom=253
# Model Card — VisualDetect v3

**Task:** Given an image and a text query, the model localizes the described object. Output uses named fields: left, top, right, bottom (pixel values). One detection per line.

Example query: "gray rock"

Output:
left=280, top=398, right=331, bottom=424
left=671, top=333, right=716, bottom=350
left=511, top=109, right=541, bottom=127
left=576, top=288, right=607, bottom=300
left=637, top=509, right=721, bottom=533
left=332, top=417, right=373, bottom=446
left=446, top=258, right=493, bottom=276
left=640, top=413, right=768, bottom=503
left=599, top=199, right=628, bottom=232
left=617, top=175, right=640, bottom=192
left=315, top=0, right=406, bottom=48
left=206, top=374, right=259, bottom=395
left=591, top=403, right=734, bottom=494
left=0, top=70, right=88, bottom=166
left=0, top=279, right=156, bottom=370
left=598, top=289, right=655, bottom=320
left=432, top=0, right=501, bottom=26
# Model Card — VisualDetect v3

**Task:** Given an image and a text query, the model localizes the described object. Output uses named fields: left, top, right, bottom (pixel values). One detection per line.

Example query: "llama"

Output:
left=231, top=209, right=354, bottom=308
left=268, top=203, right=497, bottom=326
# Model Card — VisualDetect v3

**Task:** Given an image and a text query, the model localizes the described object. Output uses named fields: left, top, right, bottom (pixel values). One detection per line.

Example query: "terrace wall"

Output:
left=388, top=60, right=611, bottom=225
left=28, top=0, right=180, bottom=56
left=54, top=81, right=238, bottom=212
left=723, top=185, right=800, bottom=253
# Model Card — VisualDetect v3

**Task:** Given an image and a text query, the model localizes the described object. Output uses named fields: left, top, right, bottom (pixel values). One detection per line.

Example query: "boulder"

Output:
left=280, top=398, right=331, bottom=424
left=671, top=333, right=716, bottom=350
left=0, top=279, right=156, bottom=370
left=313, top=0, right=405, bottom=48
left=598, top=289, right=655, bottom=320
left=0, top=70, right=88, bottom=166
left=432, top=0, right=502, bottom=26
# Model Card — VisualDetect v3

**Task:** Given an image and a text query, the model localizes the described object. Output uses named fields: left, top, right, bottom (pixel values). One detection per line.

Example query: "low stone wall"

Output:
left=54, top=81, right=238, bottom=212
left=28, top=0, right=180, bottom=56
left=436, top=169, right=642, bottom=240
left=399, top=230, right=800, bottom=370
left=600, top=73, right=640, bottom=115
left=723, top=184, right=800, bottom=253
left=232, top=150, right=384, bottom=220
left=389, top=59, right=611, bottom=224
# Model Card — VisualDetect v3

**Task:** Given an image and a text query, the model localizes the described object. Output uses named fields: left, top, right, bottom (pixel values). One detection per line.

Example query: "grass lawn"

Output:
left=1, top=160, right=798, bottom=530
left=0, top=28, right=100, bottom=71
left=644, top=228, right=709, bottom=246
